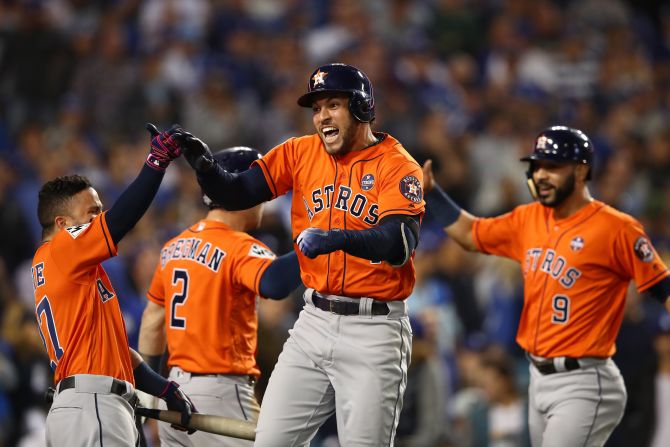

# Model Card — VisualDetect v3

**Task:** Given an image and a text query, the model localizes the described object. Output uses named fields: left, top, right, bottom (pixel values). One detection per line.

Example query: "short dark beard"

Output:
left=539, top=171, right=576, bottom=207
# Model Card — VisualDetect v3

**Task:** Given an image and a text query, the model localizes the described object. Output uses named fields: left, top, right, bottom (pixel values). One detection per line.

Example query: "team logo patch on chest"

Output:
left=634, top=236, right=654, bottom=262
left=569, top=236, right=584, bottom=252
left=361, top=174, right=375, bottom=191
left=399, top=175, right=423, bottom=203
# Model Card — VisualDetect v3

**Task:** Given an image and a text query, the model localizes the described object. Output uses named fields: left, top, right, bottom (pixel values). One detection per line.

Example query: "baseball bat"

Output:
left=135, top=407, right=256, bottom=441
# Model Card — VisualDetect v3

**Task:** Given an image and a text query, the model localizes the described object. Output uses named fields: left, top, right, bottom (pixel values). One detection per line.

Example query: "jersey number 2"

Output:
left=551, top=294, right=570, bottom=324
left=36, top=296, right=64, bottom=371
left=170, top=269, right=189, bottom=329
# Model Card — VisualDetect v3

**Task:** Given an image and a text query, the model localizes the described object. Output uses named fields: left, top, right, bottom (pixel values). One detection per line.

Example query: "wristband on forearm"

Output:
left=426, top=184, right=462, bottom=227
left=133, top=362, right=170, bottom=397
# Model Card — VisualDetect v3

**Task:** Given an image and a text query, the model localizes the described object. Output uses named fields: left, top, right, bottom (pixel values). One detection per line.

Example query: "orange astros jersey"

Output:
left=31, top=213, right=134, bottom=385
left=146, top=220, right=276, bottom=376
left=254, top=132, right=425, bottom=300
left=473, top=200, right=670, bottom=358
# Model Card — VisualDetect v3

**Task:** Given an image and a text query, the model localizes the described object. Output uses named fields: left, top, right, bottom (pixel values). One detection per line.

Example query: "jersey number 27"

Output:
left=36, top=296, right=64, bottom=371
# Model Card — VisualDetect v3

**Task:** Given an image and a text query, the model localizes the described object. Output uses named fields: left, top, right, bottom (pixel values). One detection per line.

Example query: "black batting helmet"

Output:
left=521, top=126, right=594, bottom=180
left=203, top=146, right=261, bottom=208
left=297, top=63, right=375, bottom=123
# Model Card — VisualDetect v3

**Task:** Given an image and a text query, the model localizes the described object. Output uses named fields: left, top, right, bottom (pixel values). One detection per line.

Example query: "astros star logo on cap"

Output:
left=312, top=69, right=328, bottom=87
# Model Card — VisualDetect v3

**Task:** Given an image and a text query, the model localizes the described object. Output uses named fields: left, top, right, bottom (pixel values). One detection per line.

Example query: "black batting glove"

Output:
left=159, top=381, right=198, bottom=434
left=296, top=228, right=346, bottom=258
left=179, top=131, right=216, bottom=173
left=145, top=123, right=184, bottom=172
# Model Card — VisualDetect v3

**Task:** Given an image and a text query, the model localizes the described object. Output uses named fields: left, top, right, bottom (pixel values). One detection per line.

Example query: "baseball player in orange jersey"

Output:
left=32, top=124, right=198, bottom=446
left=174, top=63, right=425, bottom=446
left=138, top=146, right=302, bottom=447
left=424, top=126, right=670, bottom=447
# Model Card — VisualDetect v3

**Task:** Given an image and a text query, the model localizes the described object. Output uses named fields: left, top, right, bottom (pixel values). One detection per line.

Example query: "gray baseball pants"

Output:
left=254, top=289, right=412, bottom=447
left=528, top=358, right=627, bottom=447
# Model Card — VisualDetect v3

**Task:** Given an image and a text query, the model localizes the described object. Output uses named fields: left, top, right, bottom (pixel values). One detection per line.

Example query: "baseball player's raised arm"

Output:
left=197, top=164, right=272, bottom=210
left=422, top=160, right=478, bottom=252
left=178, top=132, right=273, bottom=210
left=106, top=124, right=182, bottom=244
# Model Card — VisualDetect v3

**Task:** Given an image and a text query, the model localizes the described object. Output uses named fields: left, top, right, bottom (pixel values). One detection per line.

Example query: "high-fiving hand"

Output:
left=145, top=123, right=183, bottom=172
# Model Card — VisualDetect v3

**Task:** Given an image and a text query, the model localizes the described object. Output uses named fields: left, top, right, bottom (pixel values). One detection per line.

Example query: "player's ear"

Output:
left=575, top=164, right=589, bottom=182
left=54, top=215, right=68, bottom=230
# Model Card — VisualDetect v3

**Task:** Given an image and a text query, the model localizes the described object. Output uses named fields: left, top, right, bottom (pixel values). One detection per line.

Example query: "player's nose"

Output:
left=316, top=107, right=331, bottom=122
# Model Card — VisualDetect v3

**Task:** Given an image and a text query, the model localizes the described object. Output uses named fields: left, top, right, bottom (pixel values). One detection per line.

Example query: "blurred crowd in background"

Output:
left=1, top=0, right=670, bottom=446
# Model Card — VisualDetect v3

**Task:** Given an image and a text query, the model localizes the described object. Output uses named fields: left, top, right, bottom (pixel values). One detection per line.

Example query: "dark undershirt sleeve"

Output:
left=196, top=164, right=273, bottom=211
left=106, top=165, right=164, bottom=245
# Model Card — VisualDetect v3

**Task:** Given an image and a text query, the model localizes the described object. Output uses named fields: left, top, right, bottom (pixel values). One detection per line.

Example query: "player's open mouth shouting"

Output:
left=321, top=125, right=339, bottom=144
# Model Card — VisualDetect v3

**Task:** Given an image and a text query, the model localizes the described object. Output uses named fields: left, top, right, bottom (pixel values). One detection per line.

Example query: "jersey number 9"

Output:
left=551, top=294, right=570, bottom=324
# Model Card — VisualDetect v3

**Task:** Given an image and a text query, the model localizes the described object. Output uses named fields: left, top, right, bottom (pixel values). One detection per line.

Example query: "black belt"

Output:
left=57, top=376, right=132, bottom=398
left=531, top=357, right=581, bottom=375
left=190, top=373, right=256, bottom=386
left=312, top=292, right=389, bottom=316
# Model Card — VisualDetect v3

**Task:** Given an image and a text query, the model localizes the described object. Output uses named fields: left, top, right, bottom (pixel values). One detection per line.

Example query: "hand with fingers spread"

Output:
left=145, top=123, right=184, bottom=172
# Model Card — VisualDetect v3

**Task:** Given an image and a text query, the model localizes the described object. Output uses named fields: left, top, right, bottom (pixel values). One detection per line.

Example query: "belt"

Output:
left=312, top=292, right=389, bottom=316
left=530, top=357, right=581, bottom=375
left=57, top=376, right=137, bottom=406
left=190, top=373, right=257, bottom=386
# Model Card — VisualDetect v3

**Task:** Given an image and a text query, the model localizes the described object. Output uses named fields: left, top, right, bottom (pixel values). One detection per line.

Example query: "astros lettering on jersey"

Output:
left=32, top=213, right=134, bottom=385
left=254, top=132, right=425, bottom=300
left=473, top=200, right=670, bottom=358
left=147, top=220, right=276, bottom=376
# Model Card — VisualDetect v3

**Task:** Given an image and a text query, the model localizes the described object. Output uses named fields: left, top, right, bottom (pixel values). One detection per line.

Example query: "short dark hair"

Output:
left=38, top=175, right=92, bottom=236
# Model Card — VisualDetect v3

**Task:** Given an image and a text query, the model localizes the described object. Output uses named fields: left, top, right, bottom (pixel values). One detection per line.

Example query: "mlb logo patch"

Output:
left=66, top=223, right=90, bottom=239
left=249, top=244, right=276, bottom=259
left=570, top=236, right=584, bottom=252
left=361, top=174, right=375, bottom=191
left=399, top=175, right=423, bottom=203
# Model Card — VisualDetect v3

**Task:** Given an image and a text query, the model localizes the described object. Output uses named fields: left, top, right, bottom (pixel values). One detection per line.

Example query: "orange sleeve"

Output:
left=50, top=212, right=118, bottom=281
left=473, top=207, right=525, bottom=262
left=612, top=219, right=670, bottom=292
left=146, top=261, right=166, bottom=306
left=252, top=138, right=296, bottom=199
left=230, top=237, right=276, bottom=298
left=377, top=159, right=425, bottom=219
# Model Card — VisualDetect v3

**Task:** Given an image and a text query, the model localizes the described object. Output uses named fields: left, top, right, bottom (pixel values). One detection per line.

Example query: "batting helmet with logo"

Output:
left=521, top=126, right=594, bottom=178
left=203, top=147, right=261, bottom=208
left=297, top=63, right=375, bottom=123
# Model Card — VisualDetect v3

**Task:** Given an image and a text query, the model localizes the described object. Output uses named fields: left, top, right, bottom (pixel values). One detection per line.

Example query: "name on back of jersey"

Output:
left=524, top=248, right=582, bottom=288
left=160, top=237, right=226, bottom=272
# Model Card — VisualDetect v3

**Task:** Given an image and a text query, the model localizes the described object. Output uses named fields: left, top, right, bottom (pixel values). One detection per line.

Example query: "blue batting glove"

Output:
left=296, top=228, right=344, bottom=258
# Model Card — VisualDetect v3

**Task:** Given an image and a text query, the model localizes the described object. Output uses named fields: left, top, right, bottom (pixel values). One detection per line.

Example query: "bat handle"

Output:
left=135, top=407, right=161, bottom=419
